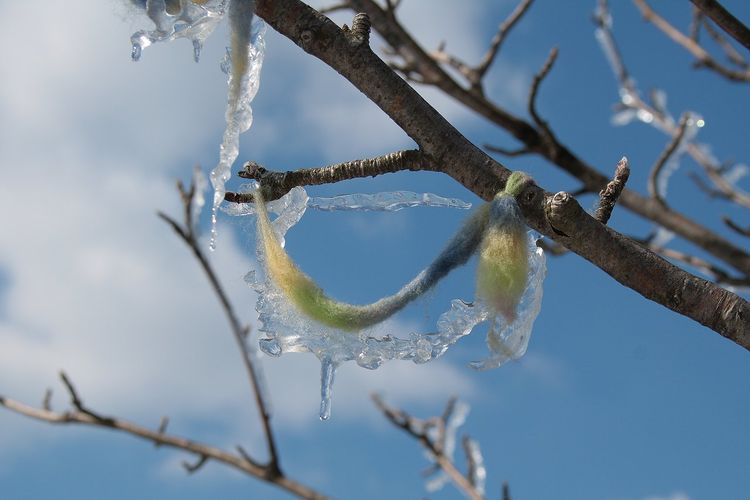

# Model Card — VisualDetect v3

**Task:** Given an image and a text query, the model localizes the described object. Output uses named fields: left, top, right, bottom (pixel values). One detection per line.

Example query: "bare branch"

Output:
left=0, top=389, right=326, bottom=499
left=502, top=482, right=512, bottom=500
left=475, top=0, right=534, bottom=80
left=648, top=114, right=690, bottom=208
left=657, top=247, right=750, bottom=288
left=183, top=454, right=209, bottom=474
left=483, top=144, right=532, bottom=157
left=595, top=156, right=631, bottom=224
left=226, top=149, right=437, bottom=203
left=687, top=144, right=750, bottom=208
left=528, top=46, right=559, bottom=149
left=317, top=1, right=349, bottom=15
left=42, top=389, right=52, bottom=411
left=702, top=18, right=749, bottom=69
left=372, top=394, right=483, bottom=500
left=160, top=179, right=281, bottom=477
left=723, top=216, right=750, bottom=237
left=633, top=0, right=750, bottom=82
left=690, top=0, right=750, bottom=52
left=430, top=0, right=534, bottom=93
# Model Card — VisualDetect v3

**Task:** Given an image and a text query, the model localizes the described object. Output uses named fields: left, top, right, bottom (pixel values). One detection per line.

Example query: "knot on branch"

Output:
left=345, top=13, right=371, bottom=46
left=299, top=29, right=314, bottom=50
left=545, top=191, right=580, bottom=237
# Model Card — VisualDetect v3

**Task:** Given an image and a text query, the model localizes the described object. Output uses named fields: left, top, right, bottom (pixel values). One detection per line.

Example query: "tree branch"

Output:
left=0, top=374, right=326, bottom=500
left=595, top=156, right=630, bottom=224
left=159, top=179, right=282, bottom=477
left=633, top=0, right=750, bottom=82
left=475, top=0, right=534, bottom=81
left=690, top=0, right=750, bottom=52
left=226, top=149, right=437, bottom=203
left=648, top=114, right=689, bottom=208
left=372, top=395, right=483, bottom=500
left=254, top=0, right=750, bottom=348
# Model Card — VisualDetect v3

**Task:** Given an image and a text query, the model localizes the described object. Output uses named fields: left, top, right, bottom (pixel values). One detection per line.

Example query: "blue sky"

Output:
left=1, top=1, right=749, bottom=499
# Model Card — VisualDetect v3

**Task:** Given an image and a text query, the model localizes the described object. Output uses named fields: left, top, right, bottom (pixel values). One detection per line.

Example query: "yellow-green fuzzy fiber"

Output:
left=476, top=222, right=528, bottom=323
left=255, top=171, right=533, bottom=332
left=255, top=190, right=366, bottom=331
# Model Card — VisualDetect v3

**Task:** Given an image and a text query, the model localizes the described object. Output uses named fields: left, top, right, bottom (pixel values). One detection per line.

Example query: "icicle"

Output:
left=209, top=7, right=266, bottom=250
left=319, top=357, right=337, bottom=420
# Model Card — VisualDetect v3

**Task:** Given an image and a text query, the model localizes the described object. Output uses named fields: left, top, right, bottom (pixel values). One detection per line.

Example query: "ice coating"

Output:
left=210, top=7, right=266, bottom=250
left=222, top=188, right=473, bottom=216
left=128, top=0, right=266, bottom=251
left=129, top=0, right=228, bottom=63
left=190, top=166, right=209, bottom=233
left=424, top=400, right=469, bottom=493
left=239, top=186, right=546, bottom=419
left=463, top=437, right=487, bottom=496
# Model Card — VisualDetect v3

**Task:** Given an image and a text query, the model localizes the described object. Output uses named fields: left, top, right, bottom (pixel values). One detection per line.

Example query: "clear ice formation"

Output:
left=422, top=399, right=486, bottom=496
left=128, top=0, right=266, bottom=250
left=129, top=0, right=228, bottom=63
left=230, top=186, right=546, bottom=420
left=425, top=400, right=469, bottom=493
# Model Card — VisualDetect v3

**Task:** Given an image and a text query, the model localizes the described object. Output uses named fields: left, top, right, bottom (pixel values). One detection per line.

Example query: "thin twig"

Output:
left=595, top=156, right=631, bottom=224
left=484, top=144, right=532, bottom=157
left=687, top=144, right=750, bottom=208
left=722, top=216, right=750, bottom=237
left=183, top=454, right=209, bottom=474
left=502, top=482, right=512, bottom=500
left=702, top=18, right=749, bottom=68
left=159, top=179, right=281, bottom=477
left=633, top=0, right=750, bottom=81
left=648, top=114, right=689, bottom=207
left=430, top=0, right=533, bottom=94
left=372, top=394, right=483, bottom=500
left=317, top=1, right=349, bottom=15
left=0, top=387, right=326, bottom=499
left=657, top=247, right=750, bottom=287
left=528, top=47, right=559, bottom=151
left=690, top=0, right=750, bottom=52
left=475, top=0, right=534, bottom=81
left=226, top=149, right=437, bottom=203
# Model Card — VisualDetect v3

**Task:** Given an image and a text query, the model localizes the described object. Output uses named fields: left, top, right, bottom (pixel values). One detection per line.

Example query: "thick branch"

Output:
left=254, top=0, right=750, bottom=348
left=543, top=192, right=750, bottom=346
left=690, top=0, right=750, bottom=52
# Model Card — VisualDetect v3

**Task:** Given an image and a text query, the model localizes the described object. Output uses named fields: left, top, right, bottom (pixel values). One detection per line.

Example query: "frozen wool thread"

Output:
left=254, top=172, right=535, bottom=331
